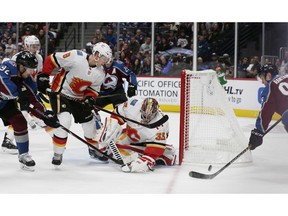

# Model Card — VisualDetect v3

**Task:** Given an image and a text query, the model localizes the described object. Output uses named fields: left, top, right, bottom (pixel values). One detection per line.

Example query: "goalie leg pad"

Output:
left=156, top=144, right=176, bottom=166
left=94, top=117, right=122, bottom=145
left=143, top=143, right=165, bottom=161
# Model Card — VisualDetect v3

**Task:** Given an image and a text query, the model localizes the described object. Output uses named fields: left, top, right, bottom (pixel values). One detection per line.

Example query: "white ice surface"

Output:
left=0, top=112, right=287, bottom=215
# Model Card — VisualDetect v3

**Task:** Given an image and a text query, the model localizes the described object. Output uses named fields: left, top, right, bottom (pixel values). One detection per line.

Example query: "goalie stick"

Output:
left=92, top=105, right=169, bottom=129
left=46, top=89, right=126, bottom=100
left=130, top=141, right=169, bottom=147
left=29, top=104, right=126, bottom=165
left=189, top=117, right=283, bottom=179
left=108, top=140, right=138, bottom=172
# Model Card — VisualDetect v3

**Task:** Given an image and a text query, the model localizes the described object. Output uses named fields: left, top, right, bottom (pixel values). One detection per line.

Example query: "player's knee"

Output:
left=58, top=112, right=71, bottom=128
left=8, top=113, right=27, bottom=132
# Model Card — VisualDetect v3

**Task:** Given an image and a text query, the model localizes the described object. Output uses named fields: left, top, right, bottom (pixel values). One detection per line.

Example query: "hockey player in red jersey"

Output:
left=37, top=42, right=113, bottom=166
left=249, top=64, right=288, bottom=150
left=94, top=97, right=176, bottom=172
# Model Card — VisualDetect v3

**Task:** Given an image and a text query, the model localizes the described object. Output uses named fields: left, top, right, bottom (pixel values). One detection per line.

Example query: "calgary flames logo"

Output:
left=69, top=77, right=92, bottom=94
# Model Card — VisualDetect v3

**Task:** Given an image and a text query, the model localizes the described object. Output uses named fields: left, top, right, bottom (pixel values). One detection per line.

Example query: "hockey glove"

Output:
left=285, top=125, right=288, bottom=133
left=42, top=110, right=60, bottom=128
left=83, top=96, right=96, bottom=110
left=37, top=73, right=50, bottom=94
left=18, top=86, right=29, bottom=111
left=281, top=110, right=288, bottom=133
left=127, top=84, right=137, bottom=98
left=248, top=129, right=264, bottom=150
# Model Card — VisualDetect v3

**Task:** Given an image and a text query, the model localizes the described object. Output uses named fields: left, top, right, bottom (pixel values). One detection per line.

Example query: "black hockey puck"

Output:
left=208, top=165, right=212, bottom=171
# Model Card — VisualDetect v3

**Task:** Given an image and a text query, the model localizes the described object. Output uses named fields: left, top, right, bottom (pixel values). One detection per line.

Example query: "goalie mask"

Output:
left=140, top=98, right=159, bottom=123
left=92, top=42, right=112, bottom=64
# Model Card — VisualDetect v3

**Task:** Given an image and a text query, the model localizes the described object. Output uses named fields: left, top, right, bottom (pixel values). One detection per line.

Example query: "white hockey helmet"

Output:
left=92, top=42, right=112, bottom=63
left=140, top=98, right=159, bottom=123
left=24, top=35, right=40, bottom=51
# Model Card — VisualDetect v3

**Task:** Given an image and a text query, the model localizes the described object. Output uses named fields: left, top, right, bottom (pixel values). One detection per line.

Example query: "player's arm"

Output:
left=37, top=50, right=81, bottom=94
left=249, top=84, right=275, bottom=150
left=114, top=61, right=138, bottom=97
left=37, top=53, right=58, bottom=94
left=0, top=65, right=19, bottom=98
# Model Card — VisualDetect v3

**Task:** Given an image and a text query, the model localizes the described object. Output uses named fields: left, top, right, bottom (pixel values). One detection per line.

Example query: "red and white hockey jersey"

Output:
left=114, top=97, right=169, bottom=144
left=42, top=50, right=105, bottom=100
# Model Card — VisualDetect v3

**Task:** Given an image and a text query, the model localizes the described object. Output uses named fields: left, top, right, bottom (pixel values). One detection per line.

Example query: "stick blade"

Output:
left=148, top=115, right=169, bottom=128
left=189, top=171, right=215, bottom=179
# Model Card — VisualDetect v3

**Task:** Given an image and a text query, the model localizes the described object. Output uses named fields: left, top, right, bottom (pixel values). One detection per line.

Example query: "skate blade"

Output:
left=2, top=147, right=18, bottom=155
left=20, top=164, right=35, bottom=172
left=53, top=165, right=61, bottom=169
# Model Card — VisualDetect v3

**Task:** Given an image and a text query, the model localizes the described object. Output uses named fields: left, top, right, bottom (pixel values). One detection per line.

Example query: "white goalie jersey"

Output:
left=115, top=97, right=169, bottom=144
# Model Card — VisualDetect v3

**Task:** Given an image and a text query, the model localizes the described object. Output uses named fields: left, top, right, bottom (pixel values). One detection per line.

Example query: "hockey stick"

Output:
left=189, top=117, right=283, bottom=179
left=0, top=92, right=18, bottom=100
left=97, top=93, right=126, bottom=99
left=28, top=104, right=125, bottom=165
left=92, top=105, right=169, bottom=129
left=37, top=92, right=50, bottom=103
left=130, top=141, right=169, bottom=147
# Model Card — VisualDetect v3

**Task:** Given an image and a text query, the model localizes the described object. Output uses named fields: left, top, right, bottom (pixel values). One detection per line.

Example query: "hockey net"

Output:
left=179, top=69, right=252, bottom=165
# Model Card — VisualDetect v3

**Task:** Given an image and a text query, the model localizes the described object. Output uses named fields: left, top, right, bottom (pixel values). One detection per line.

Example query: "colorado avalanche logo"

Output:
left=102, top=73, right=118, bottom=90
left=69, top=77, right=92, bottom=94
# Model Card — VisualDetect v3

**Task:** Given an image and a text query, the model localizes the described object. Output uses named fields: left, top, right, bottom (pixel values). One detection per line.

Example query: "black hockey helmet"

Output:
left=259, top=64, right=278, bottom=77
left=16, top=51, right=38, bottom=69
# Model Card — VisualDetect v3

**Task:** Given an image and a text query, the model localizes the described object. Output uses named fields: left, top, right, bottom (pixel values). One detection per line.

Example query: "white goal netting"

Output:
left=179, top=69, right=252, bottom=165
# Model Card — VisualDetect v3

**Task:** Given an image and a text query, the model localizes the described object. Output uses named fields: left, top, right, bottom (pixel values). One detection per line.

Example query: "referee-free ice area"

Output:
left=0, top=112, right=287, bottom=194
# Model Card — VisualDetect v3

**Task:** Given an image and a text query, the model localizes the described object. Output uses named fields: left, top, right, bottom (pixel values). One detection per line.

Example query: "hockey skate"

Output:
left=88, top=147, right=109, bottom=164
left=52, top=153, right=63, bottom=167
left=2, top=132, right=18, bottom=154
left=19, top=153, right=36, bottom=171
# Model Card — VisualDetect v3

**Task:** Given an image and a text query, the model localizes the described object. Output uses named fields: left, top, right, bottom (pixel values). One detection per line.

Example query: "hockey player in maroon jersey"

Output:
left=95, top=58, right=138, bottom=108
left=93, top=58, right=137, bottom=133
left=0, top=51, right=60, bottom=171
left=249, top=64, right=288, bottom=150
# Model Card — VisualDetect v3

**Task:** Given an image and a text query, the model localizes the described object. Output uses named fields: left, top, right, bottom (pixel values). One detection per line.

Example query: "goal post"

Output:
left=179, top=69, right=252, bottom=165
